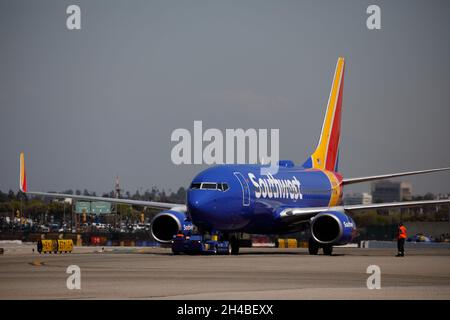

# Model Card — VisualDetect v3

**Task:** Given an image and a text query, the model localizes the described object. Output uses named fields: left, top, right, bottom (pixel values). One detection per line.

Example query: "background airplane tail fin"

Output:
left=19, top=152, right=27, bottom=192
left=302, top=57, right=345, bottom=172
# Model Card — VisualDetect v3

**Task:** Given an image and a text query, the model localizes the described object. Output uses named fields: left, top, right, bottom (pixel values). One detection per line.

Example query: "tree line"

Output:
left=0, top=187, right=187, bottom=218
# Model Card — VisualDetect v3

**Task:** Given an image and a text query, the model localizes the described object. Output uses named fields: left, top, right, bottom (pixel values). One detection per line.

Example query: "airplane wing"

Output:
left=279, top=198, right=450, bottom=223
left=19, top=153, right=185, bottom=211
left=23, top=191, right=184, bottom=210
left=278, top=206, right=329, bottom=224
left=342, top=167, right=450, bottom=185
left=343, top=198, right=450, bottom=212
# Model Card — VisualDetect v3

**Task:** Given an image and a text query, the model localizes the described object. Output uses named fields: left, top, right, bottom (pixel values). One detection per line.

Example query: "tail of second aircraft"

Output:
left=303, top=57, right=345, bottom=172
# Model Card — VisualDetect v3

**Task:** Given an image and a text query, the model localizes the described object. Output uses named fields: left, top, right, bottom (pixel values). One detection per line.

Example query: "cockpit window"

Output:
left=201, top=183, right=217, bottom=190
left=218, top=183, right=229, bottom=191
left=190, top=182, right=228, bottom=191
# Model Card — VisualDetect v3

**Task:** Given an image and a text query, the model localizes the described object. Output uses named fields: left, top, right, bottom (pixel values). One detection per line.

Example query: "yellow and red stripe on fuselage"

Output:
left=322, top=170, right=343, bottom=207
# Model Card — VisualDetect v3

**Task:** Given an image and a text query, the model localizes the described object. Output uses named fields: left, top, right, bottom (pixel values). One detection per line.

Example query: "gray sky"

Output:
left=1, top=0, right=449, bottom=196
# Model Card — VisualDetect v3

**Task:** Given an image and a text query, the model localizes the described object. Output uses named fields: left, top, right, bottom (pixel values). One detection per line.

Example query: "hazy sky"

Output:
left=1, top=0, right=449, bottom=196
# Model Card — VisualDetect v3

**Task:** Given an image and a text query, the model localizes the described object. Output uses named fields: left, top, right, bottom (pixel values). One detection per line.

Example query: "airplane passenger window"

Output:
left=201, top=183, right=217, bottom=190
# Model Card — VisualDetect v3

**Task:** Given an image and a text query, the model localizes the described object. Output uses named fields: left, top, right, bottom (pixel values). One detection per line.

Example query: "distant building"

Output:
left=371, top=180, right=412, bottom=203
left=401, top=182, right=412, bottom=201
left=343, top=193, right=372, bottom=205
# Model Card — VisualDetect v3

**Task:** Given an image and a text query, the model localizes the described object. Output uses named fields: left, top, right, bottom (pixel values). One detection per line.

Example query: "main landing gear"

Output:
left=230, top=236, right=240, bottom=255
left=308, top=237, right=333, bottom=256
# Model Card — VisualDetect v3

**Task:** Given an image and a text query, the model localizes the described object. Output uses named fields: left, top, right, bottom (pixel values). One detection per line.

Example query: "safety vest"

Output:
left=398, top=226, right=407, bottom=239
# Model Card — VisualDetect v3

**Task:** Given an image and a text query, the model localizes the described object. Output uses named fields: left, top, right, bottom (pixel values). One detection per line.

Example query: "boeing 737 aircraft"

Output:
left=18, top=57, right=450, bottom=255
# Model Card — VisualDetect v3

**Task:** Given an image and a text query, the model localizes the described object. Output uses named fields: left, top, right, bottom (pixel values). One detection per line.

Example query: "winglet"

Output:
left=19, top=152, right=27, bottom=192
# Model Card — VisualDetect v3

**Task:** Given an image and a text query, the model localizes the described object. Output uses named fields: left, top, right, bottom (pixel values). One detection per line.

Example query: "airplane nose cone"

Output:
left=187, top=190, right=237, bottom=231
left=187, top=190, right=215, bottom=214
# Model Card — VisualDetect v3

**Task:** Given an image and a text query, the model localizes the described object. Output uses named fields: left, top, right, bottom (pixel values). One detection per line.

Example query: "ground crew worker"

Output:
left=396, top=222, right=407, bottom=257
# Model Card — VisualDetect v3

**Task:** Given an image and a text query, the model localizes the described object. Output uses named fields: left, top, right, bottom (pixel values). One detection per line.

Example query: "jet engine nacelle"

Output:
left=310, top=211, right=356, bottom=245
left=150, top=210, right=193, bottom=243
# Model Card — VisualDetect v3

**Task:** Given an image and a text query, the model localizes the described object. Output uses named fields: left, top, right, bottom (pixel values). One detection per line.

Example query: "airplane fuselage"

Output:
left=187, top=163, right=343, bottom=234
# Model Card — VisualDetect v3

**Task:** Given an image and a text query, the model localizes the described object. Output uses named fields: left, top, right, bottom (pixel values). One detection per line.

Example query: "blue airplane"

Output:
left=19, top=57, right=450, bottom=255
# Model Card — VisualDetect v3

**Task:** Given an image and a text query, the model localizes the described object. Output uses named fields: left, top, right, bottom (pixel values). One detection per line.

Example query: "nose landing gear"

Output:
left=230, top=236, right=240, bottom=255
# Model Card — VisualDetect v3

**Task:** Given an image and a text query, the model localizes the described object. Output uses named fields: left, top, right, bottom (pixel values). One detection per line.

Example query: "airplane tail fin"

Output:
left=302, top=57, right=345, bottom=172
left=19, top=152, right=27, bottom=192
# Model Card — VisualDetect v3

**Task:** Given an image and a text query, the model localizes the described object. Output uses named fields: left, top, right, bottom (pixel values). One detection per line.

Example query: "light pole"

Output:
left=20, top=195, right=23, bottom=225
left=63, top=201, right=66, bottom=230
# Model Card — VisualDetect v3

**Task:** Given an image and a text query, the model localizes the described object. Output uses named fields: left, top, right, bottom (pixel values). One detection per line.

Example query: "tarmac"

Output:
left=1, top=243, right=449, bottom=299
